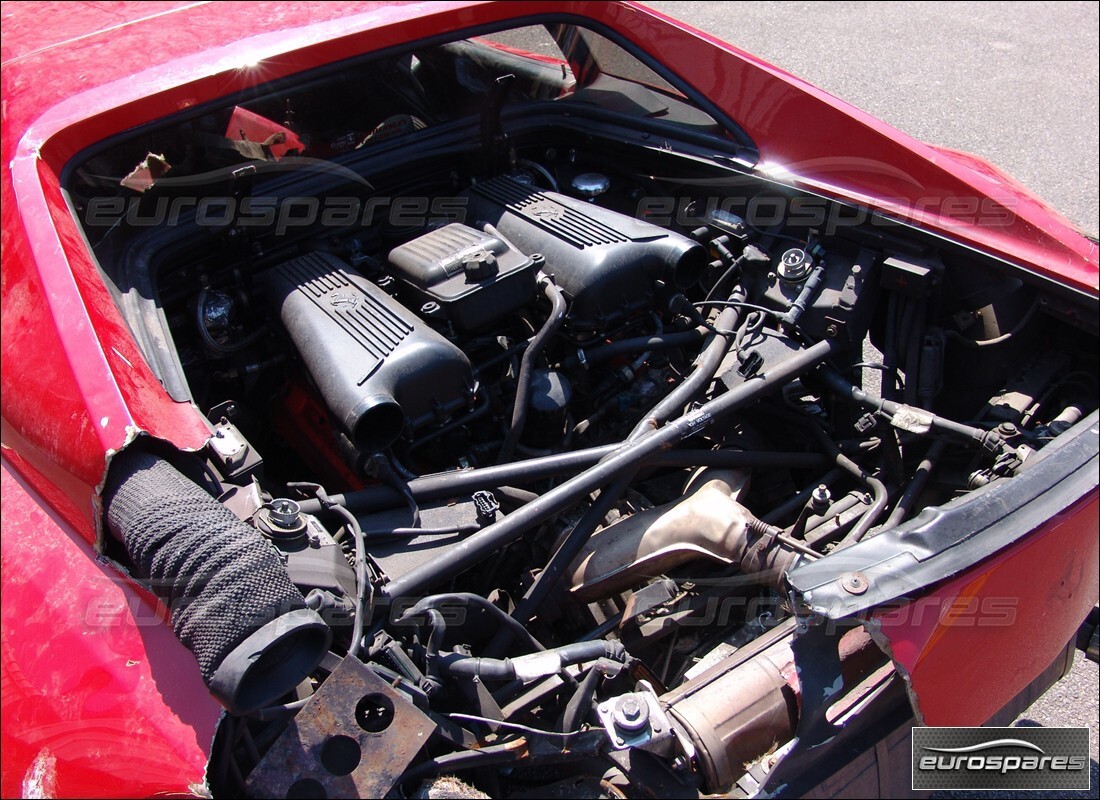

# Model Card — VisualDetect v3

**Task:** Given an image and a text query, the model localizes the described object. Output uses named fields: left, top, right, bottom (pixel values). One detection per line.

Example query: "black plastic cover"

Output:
left=462, top=176, right=707, bottom=333
left=388, top=223, right=538, bottom=331
left=262, top=252, right=475, bottom=452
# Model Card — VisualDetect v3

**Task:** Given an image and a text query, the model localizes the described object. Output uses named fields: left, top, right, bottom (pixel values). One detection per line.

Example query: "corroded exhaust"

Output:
left=568, top=470, right=799, bottom=600
left=662, top=625, right=883, bottom=791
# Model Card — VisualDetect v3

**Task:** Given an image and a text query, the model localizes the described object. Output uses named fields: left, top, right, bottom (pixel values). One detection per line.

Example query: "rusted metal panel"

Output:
left=247, top=657, right=436, bottom=799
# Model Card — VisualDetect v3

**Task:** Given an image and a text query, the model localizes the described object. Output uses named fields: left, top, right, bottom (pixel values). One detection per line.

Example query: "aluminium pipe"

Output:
left=819, top=368, right=1005, bottom=453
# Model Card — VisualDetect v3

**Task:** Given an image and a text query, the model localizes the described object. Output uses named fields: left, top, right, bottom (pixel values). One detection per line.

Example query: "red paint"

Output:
left=225, top=106, right=306, bottom=159
left=270, top=378, right=367, bottom=493
left=1, top=2, right=1096, bottom=796
left=623, top=3, right=1098, bottom=291
left=873, top=492, right=1100, bottom=726
left=0, top=461, right=221, bottom=799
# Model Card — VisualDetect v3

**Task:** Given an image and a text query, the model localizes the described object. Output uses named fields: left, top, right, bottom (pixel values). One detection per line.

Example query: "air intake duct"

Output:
left=462, top=176, right=708, bottom=333
left=261, top=252, right=475, bottom=453
left=103, top=449, right=331, bottom=714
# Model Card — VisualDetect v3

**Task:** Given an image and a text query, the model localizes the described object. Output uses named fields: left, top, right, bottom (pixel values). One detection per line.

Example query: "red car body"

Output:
left=1, top=2, right=1096, bottom=797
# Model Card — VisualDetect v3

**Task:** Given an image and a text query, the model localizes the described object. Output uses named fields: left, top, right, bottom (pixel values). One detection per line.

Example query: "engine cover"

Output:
left=387, top=222, right=539, bottom=331
left=462, top=176, right=706, bottom=333
left=261, top=252, right=475, bottom=452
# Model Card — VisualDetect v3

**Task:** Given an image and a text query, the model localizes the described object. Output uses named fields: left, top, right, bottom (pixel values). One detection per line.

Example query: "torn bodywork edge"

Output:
left=861, top=616, right=925, bottom=726
left=94, top=423, right=146, bottom=552
left=94, top=424, right=217, bottom=552
left=784, top=410, right=1098, bottom=619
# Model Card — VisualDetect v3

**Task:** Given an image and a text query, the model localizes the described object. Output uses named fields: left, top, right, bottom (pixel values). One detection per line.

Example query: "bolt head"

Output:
left=613, top=694, right=651, bottom=732
left=619, top=696, right=642, bottom=719
left=840, top=571, right=869, bottom=595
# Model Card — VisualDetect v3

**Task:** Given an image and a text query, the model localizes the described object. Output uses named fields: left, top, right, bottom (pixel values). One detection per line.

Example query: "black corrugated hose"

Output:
left=103, top=448, right=330, bottom=714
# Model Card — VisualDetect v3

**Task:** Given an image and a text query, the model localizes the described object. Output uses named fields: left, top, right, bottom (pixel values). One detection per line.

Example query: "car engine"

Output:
left=66, top=25, right=1099, bottom=799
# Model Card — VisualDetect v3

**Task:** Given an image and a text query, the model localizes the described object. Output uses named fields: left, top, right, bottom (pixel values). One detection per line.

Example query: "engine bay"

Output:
left=66, top=21, right=1099, bottom=799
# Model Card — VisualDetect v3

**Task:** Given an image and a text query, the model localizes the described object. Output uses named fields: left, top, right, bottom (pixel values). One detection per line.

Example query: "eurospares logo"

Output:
left=912, top=727, right=1090, bottom=790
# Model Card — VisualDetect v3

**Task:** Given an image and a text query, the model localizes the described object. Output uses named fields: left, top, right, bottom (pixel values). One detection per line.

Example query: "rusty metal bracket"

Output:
left=247, top=657, right=437, bottom=799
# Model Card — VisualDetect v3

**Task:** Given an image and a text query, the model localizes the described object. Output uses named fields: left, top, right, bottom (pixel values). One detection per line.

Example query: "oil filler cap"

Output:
left=463, top=250, right=498, bottom=281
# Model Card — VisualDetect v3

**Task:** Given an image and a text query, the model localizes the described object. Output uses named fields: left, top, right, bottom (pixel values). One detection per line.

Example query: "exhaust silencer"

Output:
left=663, top=626, right=883, bottom=792
left=104, top=449, right=331, bottom=714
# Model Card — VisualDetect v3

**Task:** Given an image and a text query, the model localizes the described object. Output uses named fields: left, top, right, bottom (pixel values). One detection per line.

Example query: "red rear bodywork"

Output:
left=2, top=2, right=1096, bottom=796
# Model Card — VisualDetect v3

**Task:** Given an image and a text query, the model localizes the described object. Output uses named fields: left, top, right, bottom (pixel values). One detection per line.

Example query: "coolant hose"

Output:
left=498, top=275, right=568, bottom=463
left=103, top=449, right=331, bottom=714
left=437, top=640, right=626, bottom=681
left=628, top=290, right=743, bottom=440
left=400, top=592, right=546, bottom=654
left=560, top=328, right=705, bottom=369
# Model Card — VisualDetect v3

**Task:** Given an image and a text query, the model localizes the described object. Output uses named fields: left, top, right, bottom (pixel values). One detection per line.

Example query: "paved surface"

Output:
left=646, top=1, right=1099, bottom=237
left=643, top=3, right=1099, bottom=796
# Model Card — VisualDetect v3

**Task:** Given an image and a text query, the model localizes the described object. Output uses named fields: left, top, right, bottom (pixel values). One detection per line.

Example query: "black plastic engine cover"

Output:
left=262, top=252, right=475, bottom=452
left=462, top=176, right=706, bottom=333
left=387, top=222, right=538, bottom=331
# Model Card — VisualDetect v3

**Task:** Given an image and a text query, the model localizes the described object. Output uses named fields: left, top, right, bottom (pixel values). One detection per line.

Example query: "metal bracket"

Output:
left=597, top=680, right=677, bottom=755
left=247, top=657, right=437, bottom=799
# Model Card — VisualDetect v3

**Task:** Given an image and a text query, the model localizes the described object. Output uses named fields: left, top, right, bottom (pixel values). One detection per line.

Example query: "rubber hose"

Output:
left=628, top=291, right=742, bottom=440
left=498, top=276, right=568, bottom=463
left=438, top=640, right=626, bottom=681
left=103, top=449, right=331, bottom=714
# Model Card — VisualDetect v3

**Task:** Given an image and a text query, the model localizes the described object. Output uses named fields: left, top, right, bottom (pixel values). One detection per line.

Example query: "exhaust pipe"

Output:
left=568, top=470, right=799, bottom=600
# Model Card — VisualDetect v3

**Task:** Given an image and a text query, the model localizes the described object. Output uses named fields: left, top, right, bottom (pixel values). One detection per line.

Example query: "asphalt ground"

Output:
left=642, top=2, right=1099, bottom=796
left=646, top=1, right=1099, bottom=238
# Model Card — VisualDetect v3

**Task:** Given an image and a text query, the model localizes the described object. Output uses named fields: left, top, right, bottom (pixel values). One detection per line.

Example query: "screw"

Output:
left=613, top=694, right=651, bottom=732
left=825, top=323, right=839, bottom=338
